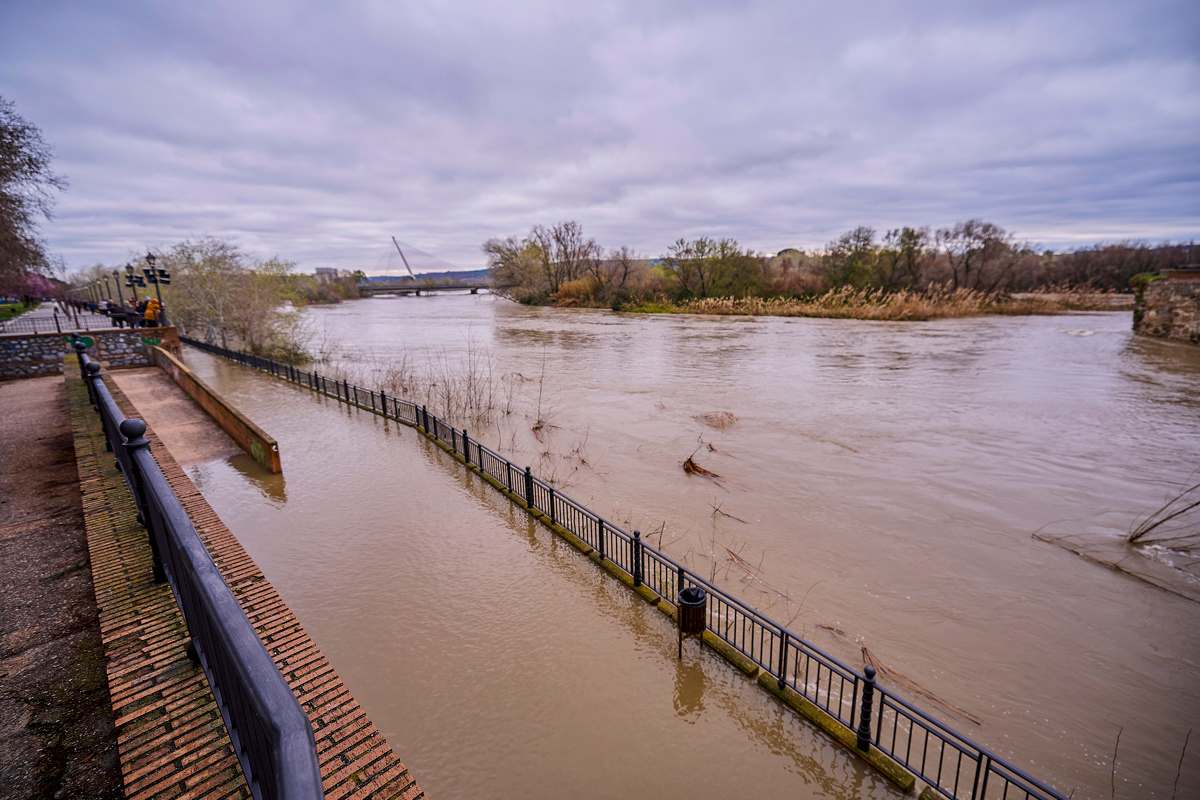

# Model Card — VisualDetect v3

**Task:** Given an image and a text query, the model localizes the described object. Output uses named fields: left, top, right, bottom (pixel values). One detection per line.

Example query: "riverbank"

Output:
left=620, top=288, right=1132, bottom=321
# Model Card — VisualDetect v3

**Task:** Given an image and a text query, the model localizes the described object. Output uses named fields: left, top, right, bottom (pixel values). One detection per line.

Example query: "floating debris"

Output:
left=695, top=411, right=737, bottom=430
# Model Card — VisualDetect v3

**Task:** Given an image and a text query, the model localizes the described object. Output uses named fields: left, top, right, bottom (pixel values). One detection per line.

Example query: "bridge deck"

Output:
left=67, top=366, right=424, bottom=799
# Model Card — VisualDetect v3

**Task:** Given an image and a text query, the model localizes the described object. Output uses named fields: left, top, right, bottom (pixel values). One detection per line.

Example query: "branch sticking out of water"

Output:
left=1128, top=482, right=1200, bottom=546
left=1110, top=726, right=1122, bottom=800
left=1172, top=728, right=1191, bottom=800
left=710, top=501, right=747, bottom=524
left=683, top=442, right=722, bottom=484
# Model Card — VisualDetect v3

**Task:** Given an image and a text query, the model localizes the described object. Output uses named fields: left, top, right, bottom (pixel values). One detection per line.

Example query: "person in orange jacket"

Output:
left=143, top=297, right=161, bottom=327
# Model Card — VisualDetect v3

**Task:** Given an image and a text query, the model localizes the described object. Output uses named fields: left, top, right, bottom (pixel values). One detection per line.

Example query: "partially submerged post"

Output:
left=677, top=564, right=707, bottom=659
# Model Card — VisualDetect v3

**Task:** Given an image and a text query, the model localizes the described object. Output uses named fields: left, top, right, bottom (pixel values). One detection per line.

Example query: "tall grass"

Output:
left=627, top=287, right=1129, bottom=321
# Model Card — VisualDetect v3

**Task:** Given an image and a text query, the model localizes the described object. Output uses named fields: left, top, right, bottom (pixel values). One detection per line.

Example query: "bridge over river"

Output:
left=358, top=278, right=499, bottom=296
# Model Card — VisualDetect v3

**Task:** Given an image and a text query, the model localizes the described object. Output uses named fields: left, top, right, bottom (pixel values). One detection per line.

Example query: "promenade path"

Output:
left=0, top=375, right=121, bottom=799
left=0, top=302, right=112, bottom=335
left=64, top=363, right=425, bottom=798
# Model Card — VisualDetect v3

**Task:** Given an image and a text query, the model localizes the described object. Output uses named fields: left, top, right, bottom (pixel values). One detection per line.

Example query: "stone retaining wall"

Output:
left=0, top=326, right=181, bottom=381
left=1134, top=271, right=1200, bottom=345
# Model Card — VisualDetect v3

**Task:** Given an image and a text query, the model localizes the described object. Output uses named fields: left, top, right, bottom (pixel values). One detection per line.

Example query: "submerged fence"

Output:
left=74, top=344, right=323, bottom=800
left=181, top=335, right=1067, bottom=800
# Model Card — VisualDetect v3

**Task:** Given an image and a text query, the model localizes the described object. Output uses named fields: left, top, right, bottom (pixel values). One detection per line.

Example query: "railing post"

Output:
left=777, top=631, right=789, bottom=690
left=73, top=338, right=88, bottom=380
left=547, top=486, right=558, bottom=524
left=462, top=429, right=471, bottom=465
left=524, top=466, right=534, bottom=508
left=451, top=428, right=458, bottom=453
left=85, top=360, right=104, bottom=421
left=505, top=461, right=513, bottom=493
left=856, top=665, right=876, bottom=752
left=379, top=390, right=387, bottom=417
left=422, top=405, right=430, bottom=433
left=633, top=530, right=643, bottom=586
left=120, top=419, right=165, bottom=582
left=597, top=518, right=606, bottom=560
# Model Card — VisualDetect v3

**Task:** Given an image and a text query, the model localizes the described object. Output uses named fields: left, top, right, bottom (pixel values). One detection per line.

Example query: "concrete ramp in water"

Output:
left=109, top=367, right=243, bottom=467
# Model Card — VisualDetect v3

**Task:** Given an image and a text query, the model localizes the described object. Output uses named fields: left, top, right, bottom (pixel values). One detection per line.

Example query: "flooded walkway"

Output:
left=178, top=346, right=906, bottom=799
left=67, top=365, right=424, bottom=798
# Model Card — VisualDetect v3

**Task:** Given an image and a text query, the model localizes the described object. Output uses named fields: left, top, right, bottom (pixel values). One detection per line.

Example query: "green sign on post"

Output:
left=66, top=335, right=95, bottom=348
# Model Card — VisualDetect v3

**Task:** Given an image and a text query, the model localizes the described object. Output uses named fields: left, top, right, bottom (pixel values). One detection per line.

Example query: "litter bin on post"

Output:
left=677, top=582, right=707, bottom=658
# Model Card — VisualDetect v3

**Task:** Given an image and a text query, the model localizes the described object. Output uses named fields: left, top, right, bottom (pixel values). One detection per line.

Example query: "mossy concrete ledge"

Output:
left=755, top=672, right=916, bottom=793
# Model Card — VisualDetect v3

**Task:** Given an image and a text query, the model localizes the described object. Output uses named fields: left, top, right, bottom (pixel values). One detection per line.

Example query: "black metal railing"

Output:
left=73, top=344, right=323, bottom=800
left=181, top=335, right=1067, bottom=800
left=0, top=308, right=112, bottom=334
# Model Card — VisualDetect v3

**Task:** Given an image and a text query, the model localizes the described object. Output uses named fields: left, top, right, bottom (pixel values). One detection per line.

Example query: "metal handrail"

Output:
left=74, top=346, right=323, bottom=800
left=180, top=333, right=1069, bottom=800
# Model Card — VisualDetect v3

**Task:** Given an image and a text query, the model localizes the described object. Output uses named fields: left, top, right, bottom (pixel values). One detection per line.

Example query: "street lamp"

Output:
left=141, top=252, right=170, bottom=326
left=113, top=269, right=127, bottom=309
left=124, top=262, right=146, bottom=305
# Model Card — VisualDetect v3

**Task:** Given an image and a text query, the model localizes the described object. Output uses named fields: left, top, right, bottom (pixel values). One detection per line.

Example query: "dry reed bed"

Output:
left=632, top=287, right=1130, bottom=321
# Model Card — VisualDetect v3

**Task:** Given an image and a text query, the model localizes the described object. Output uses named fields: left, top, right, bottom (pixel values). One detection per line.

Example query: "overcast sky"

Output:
left=2, top=1, right=1197, bottom=274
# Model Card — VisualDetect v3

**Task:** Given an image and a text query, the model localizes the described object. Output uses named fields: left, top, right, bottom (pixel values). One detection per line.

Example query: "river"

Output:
left=181, top=295, right=1200, bottom=799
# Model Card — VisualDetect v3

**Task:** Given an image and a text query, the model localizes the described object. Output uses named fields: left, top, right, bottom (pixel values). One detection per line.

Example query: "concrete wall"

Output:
left=1135, top=271, right=1200, bottom=345
left=0, top=326, right=181, bottom=381
left=149, top=345, right=282, bottom=473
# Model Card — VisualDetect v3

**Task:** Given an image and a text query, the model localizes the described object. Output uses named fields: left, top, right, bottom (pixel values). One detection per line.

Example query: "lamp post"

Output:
left=141, top=252, right=170, bottom=326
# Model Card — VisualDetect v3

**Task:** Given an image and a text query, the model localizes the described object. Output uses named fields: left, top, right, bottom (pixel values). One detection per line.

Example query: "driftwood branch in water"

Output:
left=1129, top=481, right=1200, bottom=545
left=682, top=443, right=722, bottom=484
left=710, top=501, right=748, bottom=524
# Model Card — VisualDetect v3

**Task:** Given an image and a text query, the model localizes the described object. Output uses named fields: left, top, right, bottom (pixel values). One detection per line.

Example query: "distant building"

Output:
left=314, top=267, right=340, bottom=282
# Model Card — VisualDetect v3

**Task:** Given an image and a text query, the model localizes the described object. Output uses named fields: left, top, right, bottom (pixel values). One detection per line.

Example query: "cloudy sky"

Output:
left=2, top=1, right=1197, bottom=274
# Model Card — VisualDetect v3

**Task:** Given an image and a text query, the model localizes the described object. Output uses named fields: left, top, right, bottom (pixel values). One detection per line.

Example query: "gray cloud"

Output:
left=2, top=0, right=1197, bottom=273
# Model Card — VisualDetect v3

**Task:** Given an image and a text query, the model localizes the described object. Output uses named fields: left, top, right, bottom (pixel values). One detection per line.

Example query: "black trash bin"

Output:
left=677, top=585, right=707, bottom=657
left=679, top=586, right=707, bottom=634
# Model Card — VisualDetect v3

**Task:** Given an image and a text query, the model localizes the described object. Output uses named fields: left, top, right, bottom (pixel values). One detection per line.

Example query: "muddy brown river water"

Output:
left=179, top=296, right=1199, bottom=799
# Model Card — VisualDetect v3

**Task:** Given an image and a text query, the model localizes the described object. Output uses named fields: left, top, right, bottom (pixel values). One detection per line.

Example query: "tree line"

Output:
left=484, top=221, right=1195, bottom=309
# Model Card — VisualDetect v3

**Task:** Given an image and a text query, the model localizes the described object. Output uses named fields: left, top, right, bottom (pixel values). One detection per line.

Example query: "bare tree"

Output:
left=936, top=219, right=1017, bottom=291
left=483, top=236, right=544, bottom=302
left=157, top=238, right=308, bottom=360
left=664, top=236, right=718, bottom=297
left=822, top=226, right=878, bottom=288
left=0, top=96, right=66, bottom=294
left=880, top=227, right=931, bottom=289
left=586, top=245, right=637, bottom=302
left=530, top=220, right=600, bottom=294
left=483, top=221, right=600, bottom=302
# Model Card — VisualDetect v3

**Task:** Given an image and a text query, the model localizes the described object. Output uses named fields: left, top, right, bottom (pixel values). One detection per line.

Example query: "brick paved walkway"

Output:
left=67, top=368, right=424, bottom=799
